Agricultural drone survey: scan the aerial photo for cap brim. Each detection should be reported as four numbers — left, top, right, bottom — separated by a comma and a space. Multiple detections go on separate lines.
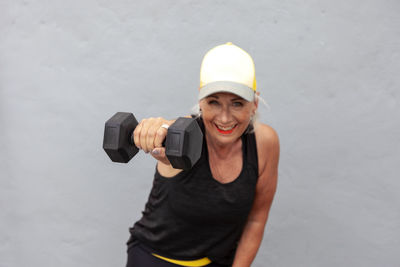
198, 81, 255, 102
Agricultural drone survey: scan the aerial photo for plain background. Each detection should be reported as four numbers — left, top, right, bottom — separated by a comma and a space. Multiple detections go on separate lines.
1, 0, 399, 266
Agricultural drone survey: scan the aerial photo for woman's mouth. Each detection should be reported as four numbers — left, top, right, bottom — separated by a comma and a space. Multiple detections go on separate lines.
215, 124, 237, 134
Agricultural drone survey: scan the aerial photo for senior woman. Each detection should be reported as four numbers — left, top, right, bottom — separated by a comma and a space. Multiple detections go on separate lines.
126, 42, 280, 267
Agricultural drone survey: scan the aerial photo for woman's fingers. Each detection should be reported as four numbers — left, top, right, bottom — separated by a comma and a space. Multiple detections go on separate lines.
146, 126, 158, 153
133, 117, 171, 153
154, 125, 168, 148
133, 119, 144, 149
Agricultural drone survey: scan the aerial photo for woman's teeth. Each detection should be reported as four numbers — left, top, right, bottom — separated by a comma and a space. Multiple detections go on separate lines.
215, 124, 237, 134
217, 125, 235, 131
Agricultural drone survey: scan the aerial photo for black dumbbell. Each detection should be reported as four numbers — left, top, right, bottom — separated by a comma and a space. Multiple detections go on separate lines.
102, 112, 203, 170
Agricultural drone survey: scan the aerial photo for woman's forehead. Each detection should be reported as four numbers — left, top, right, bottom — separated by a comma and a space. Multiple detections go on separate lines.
206, 92, 246, 101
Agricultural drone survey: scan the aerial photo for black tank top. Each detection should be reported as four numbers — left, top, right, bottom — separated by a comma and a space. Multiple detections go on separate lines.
129, 118, 259, 266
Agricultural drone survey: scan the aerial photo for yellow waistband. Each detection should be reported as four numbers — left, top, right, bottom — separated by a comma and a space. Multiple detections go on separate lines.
152, 253, 211, 267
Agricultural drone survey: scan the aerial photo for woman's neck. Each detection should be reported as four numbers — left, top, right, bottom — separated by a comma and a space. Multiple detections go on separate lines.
205, 133, 242, 159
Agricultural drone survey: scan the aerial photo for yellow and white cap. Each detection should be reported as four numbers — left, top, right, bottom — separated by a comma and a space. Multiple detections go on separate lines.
199, 42, 257, 102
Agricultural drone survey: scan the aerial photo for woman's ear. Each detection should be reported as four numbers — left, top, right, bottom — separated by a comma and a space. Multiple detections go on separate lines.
199, 98, 206, 109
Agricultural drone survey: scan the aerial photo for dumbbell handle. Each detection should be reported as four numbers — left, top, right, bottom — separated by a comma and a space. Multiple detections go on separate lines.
129, 117, 198, 169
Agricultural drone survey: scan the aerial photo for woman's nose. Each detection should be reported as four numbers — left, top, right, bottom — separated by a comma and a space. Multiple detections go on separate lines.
218, 107, 232, 123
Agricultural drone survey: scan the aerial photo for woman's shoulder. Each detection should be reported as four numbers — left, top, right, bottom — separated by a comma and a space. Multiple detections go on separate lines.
253, 123, 279, 148
253, 123, 280, 175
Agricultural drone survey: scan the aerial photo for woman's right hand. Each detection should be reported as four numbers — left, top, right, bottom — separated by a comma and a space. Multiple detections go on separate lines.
132, 117, 174, 165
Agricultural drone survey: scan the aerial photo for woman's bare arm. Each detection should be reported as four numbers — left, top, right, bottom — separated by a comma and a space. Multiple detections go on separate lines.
232, 124, 280, 267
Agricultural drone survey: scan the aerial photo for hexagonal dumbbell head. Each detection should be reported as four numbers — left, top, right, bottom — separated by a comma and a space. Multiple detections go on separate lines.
103, 112, 139, 163
165, 117, 203, 170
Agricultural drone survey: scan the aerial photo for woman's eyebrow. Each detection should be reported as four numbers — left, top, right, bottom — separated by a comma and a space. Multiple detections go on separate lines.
206, 95, 243, 101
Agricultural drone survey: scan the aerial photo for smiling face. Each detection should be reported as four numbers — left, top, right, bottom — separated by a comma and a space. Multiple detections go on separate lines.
199, 92, 258, 147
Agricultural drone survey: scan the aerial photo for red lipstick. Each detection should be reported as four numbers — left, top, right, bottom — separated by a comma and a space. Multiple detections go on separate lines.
215, 124, 237, 135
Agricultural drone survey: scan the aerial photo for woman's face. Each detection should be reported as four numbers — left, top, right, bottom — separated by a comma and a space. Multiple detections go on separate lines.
199, 92, 258, 147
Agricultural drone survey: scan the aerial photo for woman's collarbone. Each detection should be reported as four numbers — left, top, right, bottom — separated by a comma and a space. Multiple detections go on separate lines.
208, 153, 243, 183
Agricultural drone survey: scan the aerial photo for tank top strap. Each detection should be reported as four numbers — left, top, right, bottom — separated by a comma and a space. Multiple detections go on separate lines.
243, 130, 259, 174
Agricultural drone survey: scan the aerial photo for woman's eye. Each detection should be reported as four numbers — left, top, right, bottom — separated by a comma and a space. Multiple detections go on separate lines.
232, 102, 243, 107
208, 100, 219, 105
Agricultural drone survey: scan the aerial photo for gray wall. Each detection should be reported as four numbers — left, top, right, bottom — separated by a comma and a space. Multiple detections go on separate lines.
1, 0, 399, 266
